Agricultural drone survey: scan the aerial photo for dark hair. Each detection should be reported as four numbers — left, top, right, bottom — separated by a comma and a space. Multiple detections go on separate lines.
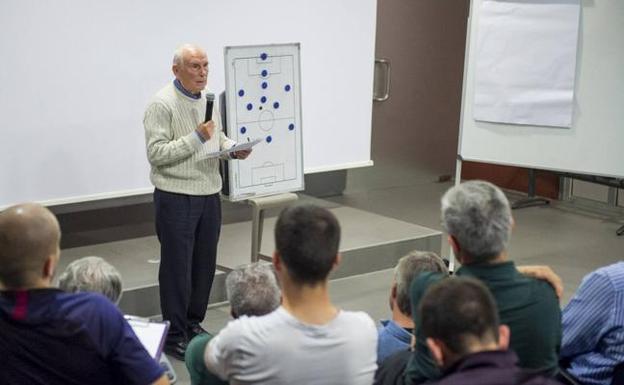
274, 204, 340, 285
419, 277, 500, 355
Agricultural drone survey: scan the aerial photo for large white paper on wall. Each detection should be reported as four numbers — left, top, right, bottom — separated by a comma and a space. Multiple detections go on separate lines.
473, 0, 581, 128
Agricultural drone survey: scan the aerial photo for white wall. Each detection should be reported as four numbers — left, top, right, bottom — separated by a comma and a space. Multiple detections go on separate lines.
0, 0, 376, 207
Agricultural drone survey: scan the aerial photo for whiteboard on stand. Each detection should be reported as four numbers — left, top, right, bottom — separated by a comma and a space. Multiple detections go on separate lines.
458, 0, 624, 178
222, 43, 304, 201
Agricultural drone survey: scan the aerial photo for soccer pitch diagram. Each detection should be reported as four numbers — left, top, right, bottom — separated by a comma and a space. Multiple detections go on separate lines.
223, 43, 304, 201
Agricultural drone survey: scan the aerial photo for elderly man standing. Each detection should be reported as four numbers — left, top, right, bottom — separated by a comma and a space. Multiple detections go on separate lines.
405, 180, 562, 384
144, 43, 250, 359
0, 203, 168, 385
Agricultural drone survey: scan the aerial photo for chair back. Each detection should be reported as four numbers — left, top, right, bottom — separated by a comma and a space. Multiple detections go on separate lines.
612, 362, 624, 385
554, 367, 581, 385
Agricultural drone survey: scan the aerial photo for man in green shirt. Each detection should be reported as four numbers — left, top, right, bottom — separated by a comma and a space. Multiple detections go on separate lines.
405, 180, 561, 384
185, 263, 281, 385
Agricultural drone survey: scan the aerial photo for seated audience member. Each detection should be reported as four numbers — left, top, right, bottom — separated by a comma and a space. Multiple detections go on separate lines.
560, 261, 624, 385
0, 203, 168, 385
185, 262, 281, 385
419, 277, 562, 385
205, 204, 378, 384
374, 270, 446, 385
377, 251, 448, 364
58, 256, 123, 304
374, 350, 412, 385
58, 255, 178, 382
405, 181, 562, 384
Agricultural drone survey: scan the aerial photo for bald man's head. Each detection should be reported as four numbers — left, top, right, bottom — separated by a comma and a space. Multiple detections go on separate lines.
0, 203, 61, 289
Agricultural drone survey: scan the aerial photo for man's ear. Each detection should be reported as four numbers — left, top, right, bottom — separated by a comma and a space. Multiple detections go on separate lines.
448, 235, 465, 264
43, 250, 59, 281
498, 325, 510, 350
389, 282, 397, 311
332, 253, 342, 270
272, 251, 282, 272
172, 64, 179, 77
426, 338, 446, 367
448, 235, 460, 254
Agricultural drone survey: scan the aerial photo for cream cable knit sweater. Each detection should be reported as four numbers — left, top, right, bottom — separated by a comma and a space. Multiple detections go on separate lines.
144, 82, 235, 195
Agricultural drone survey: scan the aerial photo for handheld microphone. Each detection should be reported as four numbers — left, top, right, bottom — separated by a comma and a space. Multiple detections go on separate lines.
205, 93, 215, 122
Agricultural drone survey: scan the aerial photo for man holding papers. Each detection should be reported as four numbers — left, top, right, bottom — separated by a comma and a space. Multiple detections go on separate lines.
143, 43, 250, 360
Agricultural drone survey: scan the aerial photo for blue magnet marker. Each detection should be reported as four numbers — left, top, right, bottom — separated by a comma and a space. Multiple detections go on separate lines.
260, 96, 267, 103
285, 84, 291, 92
261, 69, 268, 77
260, 53, 268, 60
246, 103, 253, 111
240, 126, 247, 134
238, 89, 245, 97
261, 82, 268, 89
273, 101, 280, 109
288, 123, 295, 131
266, 135, 272, 143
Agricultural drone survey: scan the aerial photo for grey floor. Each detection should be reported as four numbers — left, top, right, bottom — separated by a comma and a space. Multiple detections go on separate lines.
60, 166, 624, 384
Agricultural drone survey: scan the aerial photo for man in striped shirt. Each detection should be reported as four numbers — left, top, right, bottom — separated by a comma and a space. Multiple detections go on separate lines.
561, 262, 624, 385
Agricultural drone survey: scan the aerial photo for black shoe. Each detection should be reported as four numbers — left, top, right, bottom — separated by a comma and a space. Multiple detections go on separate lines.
163, 340, 187, 361
188, 323, 209, 340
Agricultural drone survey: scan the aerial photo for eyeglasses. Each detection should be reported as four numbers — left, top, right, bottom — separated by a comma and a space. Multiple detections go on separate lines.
187, 62, 209, 73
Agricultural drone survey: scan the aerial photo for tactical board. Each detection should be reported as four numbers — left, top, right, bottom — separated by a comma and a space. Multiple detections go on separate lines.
222, 43, 304, 201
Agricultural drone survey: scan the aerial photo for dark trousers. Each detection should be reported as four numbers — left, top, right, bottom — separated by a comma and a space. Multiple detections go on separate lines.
154, 189, 221, 344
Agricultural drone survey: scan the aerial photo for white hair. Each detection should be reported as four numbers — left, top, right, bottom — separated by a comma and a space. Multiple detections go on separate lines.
441, 180, 513, 263
58, 256, 123, 304
225, 263, 281, 318
172, 43, 205, 66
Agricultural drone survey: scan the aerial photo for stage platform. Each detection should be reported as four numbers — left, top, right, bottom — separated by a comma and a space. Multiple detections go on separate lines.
59, 205, 441, 317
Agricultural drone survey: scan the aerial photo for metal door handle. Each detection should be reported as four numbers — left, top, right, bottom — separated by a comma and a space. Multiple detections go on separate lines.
374, 58, 391, 102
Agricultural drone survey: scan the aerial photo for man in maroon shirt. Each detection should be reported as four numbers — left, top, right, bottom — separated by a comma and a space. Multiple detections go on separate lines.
418, 276, 561, 385
0, 203, 168, 385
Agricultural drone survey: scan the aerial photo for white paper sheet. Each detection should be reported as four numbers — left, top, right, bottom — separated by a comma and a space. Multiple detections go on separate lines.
127, 318, 169, 359
473, 0, 581, 128
204, 137, 263, 159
